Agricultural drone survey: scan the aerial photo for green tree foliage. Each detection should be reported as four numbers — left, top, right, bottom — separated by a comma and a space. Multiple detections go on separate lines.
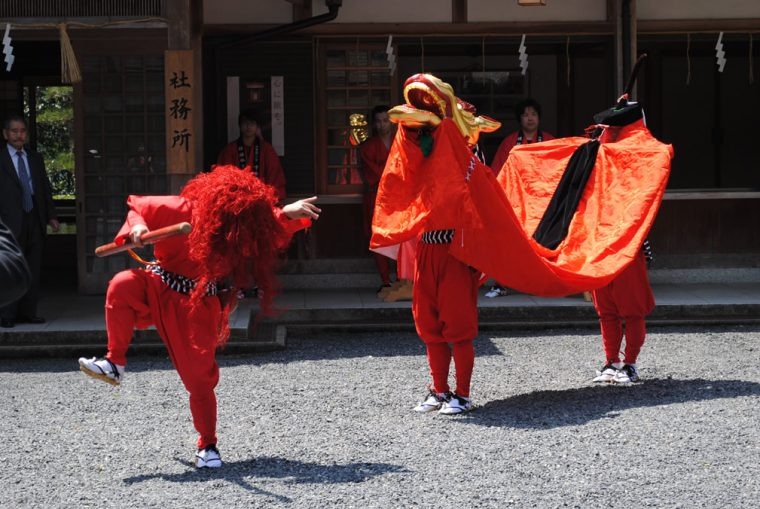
35, 86, 75, 198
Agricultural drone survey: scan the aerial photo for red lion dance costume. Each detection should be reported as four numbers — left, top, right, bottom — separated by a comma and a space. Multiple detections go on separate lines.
370, 74, 672, 411
78, 166, 312, 467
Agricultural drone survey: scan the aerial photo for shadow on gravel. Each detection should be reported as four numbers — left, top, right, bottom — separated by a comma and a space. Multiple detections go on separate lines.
460, 378, 760, 429
123, 456, 407, 497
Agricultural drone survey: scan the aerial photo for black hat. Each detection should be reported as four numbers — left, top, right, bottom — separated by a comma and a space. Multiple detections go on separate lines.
593, 100, 643, 127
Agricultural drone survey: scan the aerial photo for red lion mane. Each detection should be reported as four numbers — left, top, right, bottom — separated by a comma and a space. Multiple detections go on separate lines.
181, 166, 291, 344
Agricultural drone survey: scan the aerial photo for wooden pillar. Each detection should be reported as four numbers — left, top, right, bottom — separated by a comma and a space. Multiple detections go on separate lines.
626, 0, 638, 99
610, 0, 638, 97
165, 0, 204, 193
452, 0, 467, 23
291, 0, 313, 21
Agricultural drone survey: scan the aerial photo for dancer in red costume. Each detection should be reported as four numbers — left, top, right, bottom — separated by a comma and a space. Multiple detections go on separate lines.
78, 166, 320, 467
372, 74, 501, 415
585, 90, 659, 385
372, 69, 671, 410
216, 107, 287, 200
591, 241, 654, 384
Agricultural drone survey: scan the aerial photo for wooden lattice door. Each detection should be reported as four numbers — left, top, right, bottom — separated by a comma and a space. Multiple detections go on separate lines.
75, 49, 167, 293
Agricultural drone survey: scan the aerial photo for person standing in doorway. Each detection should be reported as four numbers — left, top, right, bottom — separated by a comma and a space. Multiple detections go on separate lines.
0, 114, 59, 328
485, 98, 554, 298
216, 107, 287, 201
360, 105, 397, 292
490, 98, 555, 176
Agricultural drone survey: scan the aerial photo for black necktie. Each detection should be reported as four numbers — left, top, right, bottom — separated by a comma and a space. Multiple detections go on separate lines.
16, 150, 34, 212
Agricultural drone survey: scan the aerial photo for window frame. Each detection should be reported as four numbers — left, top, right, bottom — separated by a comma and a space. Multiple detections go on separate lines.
315, 41, 399, 195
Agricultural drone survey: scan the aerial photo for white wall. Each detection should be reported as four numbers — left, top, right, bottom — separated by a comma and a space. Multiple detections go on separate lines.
203, 0, 452, 24
469, 0, 607, 22
203, 0, 605, 25
637, 0, 760, 20
203, 0, 760, 26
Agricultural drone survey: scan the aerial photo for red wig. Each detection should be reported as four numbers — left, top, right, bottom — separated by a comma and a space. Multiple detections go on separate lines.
180, 166, 291, 344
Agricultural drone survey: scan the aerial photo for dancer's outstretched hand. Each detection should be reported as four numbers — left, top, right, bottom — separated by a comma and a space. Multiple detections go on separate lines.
283, 196, 321, 220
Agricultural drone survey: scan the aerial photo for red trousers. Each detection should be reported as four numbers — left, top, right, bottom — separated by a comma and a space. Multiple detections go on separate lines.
373, 253, 393, 286
413, 243, 479, 396
365, 190, 394, 285
105, 269, 222, 449
592, 252, 655, 365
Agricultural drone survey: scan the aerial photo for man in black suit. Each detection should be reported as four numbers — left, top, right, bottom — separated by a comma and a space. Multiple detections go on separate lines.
0, 114, 59, 327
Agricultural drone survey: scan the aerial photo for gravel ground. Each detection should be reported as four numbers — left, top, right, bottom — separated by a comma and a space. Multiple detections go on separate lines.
2, 325, 759, 508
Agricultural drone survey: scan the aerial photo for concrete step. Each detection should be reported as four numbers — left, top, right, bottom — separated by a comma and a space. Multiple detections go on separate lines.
278, 258, 380, 289
0, 323, 286, 359
648, 267, 760, 284
276, 260, 760, 288
2, 281, 758, 358
251, 286, 760, 347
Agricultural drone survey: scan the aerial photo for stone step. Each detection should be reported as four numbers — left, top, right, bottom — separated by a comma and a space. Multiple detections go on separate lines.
276, 259, 760, 288
648, 267, 760, 284
2, 280, 757, 358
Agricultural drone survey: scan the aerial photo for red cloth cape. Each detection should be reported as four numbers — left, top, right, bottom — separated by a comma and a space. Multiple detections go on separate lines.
370, 118, 672, 296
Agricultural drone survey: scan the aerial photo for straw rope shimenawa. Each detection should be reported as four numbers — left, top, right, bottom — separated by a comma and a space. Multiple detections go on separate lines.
1, 17, 166, 84
58, 23, 80, 84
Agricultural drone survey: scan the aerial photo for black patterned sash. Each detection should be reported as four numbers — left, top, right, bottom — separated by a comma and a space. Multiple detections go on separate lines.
421, 230, 455, 244
642, 239, 653, 266
516, 130, 544, 145
147, 265, 219, 296
236, 137, 261, 176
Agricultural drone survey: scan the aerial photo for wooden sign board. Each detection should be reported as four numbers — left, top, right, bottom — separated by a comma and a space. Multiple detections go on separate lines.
165, 50, 196, 174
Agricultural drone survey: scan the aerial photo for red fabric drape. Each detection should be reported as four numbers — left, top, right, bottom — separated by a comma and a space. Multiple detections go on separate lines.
370, 119, 672, 297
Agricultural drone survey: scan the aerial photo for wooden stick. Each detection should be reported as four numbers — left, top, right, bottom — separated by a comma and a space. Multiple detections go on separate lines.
95, 222, 192, 257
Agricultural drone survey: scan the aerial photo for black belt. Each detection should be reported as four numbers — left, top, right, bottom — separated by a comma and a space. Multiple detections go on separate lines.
421, 229, 454, 244
147, 265, 219, 296
642, 239, 653, 266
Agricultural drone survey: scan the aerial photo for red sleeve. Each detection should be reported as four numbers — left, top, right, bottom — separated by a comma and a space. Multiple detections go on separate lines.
114, 195, 191, 245
216, 142, 238, 166
360, 137, 388, 188
275, 208, 311, 246
490, 131, 518, 176
260, 142, 287, 200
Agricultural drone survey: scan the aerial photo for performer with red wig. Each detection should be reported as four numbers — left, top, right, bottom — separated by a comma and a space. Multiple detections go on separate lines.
78, 166, 319, 468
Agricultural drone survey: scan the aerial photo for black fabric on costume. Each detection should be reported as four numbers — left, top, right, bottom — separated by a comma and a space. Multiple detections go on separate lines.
533, 101, 644, 250
532, 140, 600, 250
